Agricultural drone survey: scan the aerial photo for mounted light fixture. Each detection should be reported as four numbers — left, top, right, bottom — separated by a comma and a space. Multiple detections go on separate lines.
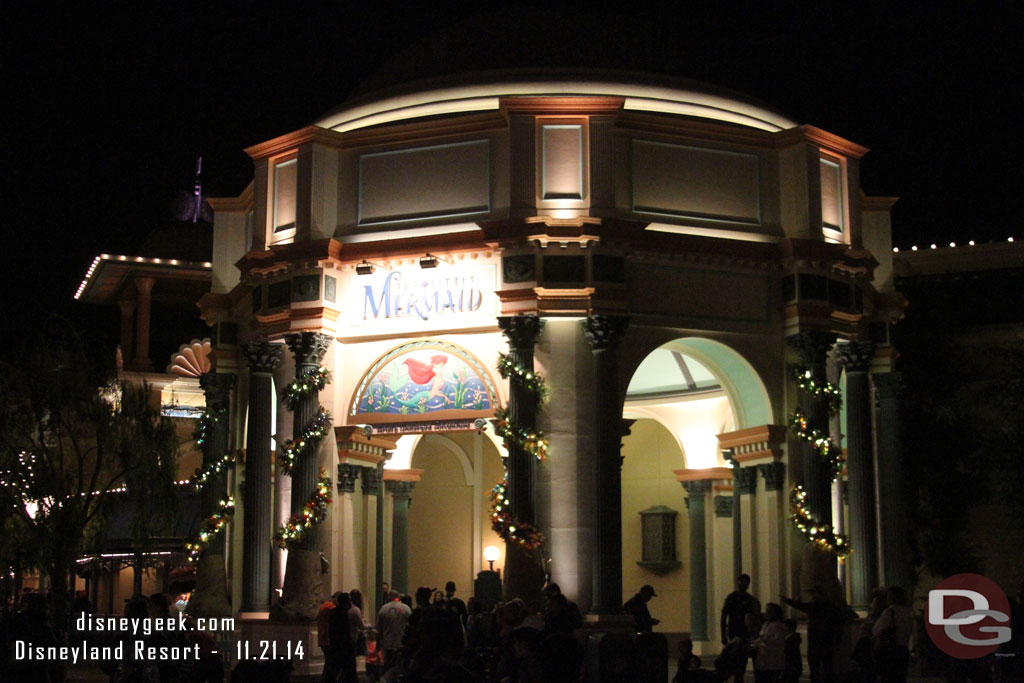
419, 253, 453, 269
355, 260, 390, 276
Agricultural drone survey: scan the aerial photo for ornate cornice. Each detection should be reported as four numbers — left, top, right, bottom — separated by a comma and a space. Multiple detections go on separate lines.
674, 467, 734, 482
241, 341, 283, 374
285, 331, 333, 367
682, 480, 712, 497
498, 314, 544, 349
773, 125, 869, 159
717, 424, 787, 463
244, 126, 346, 160
582, 315, 629, 350
835, 341, 875, 373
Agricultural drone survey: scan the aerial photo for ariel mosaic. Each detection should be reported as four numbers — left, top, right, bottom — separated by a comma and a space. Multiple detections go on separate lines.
350, 340, 499, 424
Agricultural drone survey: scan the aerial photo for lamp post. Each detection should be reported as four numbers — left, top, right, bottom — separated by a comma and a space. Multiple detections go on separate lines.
475, 545, 502, 607
484, 545, 500, 573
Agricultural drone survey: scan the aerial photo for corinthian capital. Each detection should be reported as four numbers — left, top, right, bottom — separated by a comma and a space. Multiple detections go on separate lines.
285, 332, 333, 367
582, 315, 629, 350
199, 373, 236, 411
498, 315, 544, 350
242, 342, 283, 374
787, 329, 837, 367
835, 341, 875, 373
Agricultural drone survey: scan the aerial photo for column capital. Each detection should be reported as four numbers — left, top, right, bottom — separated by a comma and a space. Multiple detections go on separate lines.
284, 331, 333, 367
735, 466, 759, 495
713, 495, 734, 518
361, 466, 383, 496
498, 314, 544, 349
118, 297, 137, 313
582, 315, 629, 350
386, 480, 416, 499
199, 372, 235, 411
241, 341, 283, 374
337, 464, 362, 494
872, 371, 904, 399
681, 479, 712, 497
835, 341, 875, 372
134, 276, 156, 297
787, 329, 837, 367
757, 461, 786, 492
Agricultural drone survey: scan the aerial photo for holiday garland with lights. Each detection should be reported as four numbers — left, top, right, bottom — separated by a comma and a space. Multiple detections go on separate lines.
277, 408, 332, 474
192, 406, 227, 448
273, 469, 332, 549
787, 363, 850, 556
186, 497, 235, 563
188, 451, 235, 491
275, 364, 333, 548
491, 353, 549, 549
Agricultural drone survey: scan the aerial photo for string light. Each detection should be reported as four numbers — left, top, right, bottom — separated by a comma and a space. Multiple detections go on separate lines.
489, 480, 544, 550
273, 470, 332, 549
188, 452, 235, 491
790, 486, 850, 558
277, 408, 332, 474
282, 366, 332, 409
185, 497, 235, 563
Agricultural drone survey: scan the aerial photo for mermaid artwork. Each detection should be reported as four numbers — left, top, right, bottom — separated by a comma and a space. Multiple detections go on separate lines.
356, 350, 491, 416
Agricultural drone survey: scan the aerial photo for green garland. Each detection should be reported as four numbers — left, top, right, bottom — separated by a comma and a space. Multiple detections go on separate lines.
277, 408, 332, 474
489, 480, 544, 550
282, 366, 332, 410
790, 486, 850, 558
273, 470, 332, 549
192, 406, 227, 448
491, 354, 549, 549
189, 451, 235, 491
788, 363, 849, 557
185, 497, 235, 563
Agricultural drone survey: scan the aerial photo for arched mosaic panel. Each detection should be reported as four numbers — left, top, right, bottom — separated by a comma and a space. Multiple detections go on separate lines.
349, 340, 499, 426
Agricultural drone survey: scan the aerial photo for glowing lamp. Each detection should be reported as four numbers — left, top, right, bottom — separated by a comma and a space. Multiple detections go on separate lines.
484, 545, 500, 571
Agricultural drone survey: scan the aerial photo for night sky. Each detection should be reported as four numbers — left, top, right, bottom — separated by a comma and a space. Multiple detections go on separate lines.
5, 4, 1021, 339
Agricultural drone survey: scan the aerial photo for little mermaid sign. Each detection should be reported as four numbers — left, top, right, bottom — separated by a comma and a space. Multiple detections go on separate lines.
350, 341, 499, 425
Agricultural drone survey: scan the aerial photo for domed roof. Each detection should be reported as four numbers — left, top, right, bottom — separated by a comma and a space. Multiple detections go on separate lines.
317, 68, 796, 133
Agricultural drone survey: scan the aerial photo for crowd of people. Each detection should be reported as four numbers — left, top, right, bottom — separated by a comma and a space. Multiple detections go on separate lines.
316, 580, 587, 682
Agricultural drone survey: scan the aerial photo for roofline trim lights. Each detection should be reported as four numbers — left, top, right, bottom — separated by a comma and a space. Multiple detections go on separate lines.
74, 254, 214, 300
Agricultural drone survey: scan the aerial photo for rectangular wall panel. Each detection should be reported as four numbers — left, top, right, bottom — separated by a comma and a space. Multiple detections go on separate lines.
359, 140, 490, 225
632, 140, 761, 224
628, 265, 770, 322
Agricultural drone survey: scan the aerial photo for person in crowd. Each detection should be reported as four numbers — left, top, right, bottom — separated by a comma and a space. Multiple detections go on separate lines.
852, 588, 887, 681
872, 586, 914, 683
509, 626, 545, 682
365, 628, 385, 682
542, 593, 575, 636
329, 592, 358, 683
318, 593, 340, 683
672, 637, 715, 682
444, 580, 468, 629
349, 588, 369, 657
782, 619, 802, 683
750, 602, 786, 683
624, 584, 660, 632
542, 583, 582, 630
380, 581, 390, 606
376, 589, 412, 677
465, 596, 496, 648
720, 574, 761, 683
782, 584, 844, 683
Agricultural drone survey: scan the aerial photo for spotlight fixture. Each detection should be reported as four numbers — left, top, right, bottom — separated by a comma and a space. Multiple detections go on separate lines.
355, 260, 389, 275
419, 253, 453, 269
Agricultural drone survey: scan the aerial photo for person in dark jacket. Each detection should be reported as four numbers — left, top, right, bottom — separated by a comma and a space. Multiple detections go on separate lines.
782, 585, 843, 683
624, 584, 660, 632
329, 592, 358, 683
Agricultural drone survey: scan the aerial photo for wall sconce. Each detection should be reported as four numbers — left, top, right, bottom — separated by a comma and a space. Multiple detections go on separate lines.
355, 260, 390, 275
637, 505, 681, 574
419, 253, 453, 269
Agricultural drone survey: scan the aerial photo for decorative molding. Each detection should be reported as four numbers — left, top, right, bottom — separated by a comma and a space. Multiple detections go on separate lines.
501, 96, 625, 115
717, 424, 787, 463
341, 110, 508, 148
735, 466, 759, 495
207, 182, 254, 213
498, 314, 544, 349
335, 426, 397, 465
385, 480, 416, 499
682, 480, 712, 497
674, 467, 734, 482
241, 341, 283, 374
773, 125, 870, 159
383, 468, 424, 483
757, 461, 787, 492
168, 339, 213, 377
582, 315, 629, 350
360, 467, 383, 496
835, 341, 875, 373
244, 126, 346, 160
337, 464, 362, 494
713, 495, 734, 518
284, 331, 333, 367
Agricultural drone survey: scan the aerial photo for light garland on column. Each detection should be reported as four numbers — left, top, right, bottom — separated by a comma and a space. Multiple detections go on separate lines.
185, 497, 235, 563
273, 469, 332, 549
490, 352, 549, 548
192, 406, 227, 448
277, 408, 332, 474
790, 486, 850, 558
188, 451, 235, 491
788, 363, 850, 557
282, 366, 332, 409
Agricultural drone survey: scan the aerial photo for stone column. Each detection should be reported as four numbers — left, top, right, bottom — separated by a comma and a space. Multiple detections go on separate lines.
735, 466, 759, 587
240, 342, 283, 613
683, 480, 711, 642
787, 330, 837, 522
757, 461, 787, 605
873, 373, 911, 591
336, 464, 362, 593
132, 277, 156, 371
386, 481, 415, 595
274, 332, 332, 621
362, 465, 384, 607
582, 315, 630, 615
189, 372, 235, 617
712, 494, 735, 637
836, 342, 878, 610
497, 315, 546, 603
118, 297, 136, 366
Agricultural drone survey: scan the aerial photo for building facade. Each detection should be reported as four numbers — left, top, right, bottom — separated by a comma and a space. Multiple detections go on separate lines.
80, 73, 907, 655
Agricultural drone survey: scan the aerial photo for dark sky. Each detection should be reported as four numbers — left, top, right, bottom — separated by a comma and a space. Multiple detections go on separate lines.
5, 3, 1021, 336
